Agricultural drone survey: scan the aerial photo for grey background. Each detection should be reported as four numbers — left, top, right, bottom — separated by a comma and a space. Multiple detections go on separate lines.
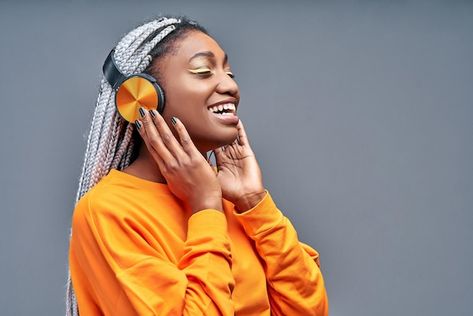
1, 0, 472, 315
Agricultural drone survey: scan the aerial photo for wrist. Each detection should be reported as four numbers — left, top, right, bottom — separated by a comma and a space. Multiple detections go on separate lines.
234, 189, 267, 213
190, 194, 223, 214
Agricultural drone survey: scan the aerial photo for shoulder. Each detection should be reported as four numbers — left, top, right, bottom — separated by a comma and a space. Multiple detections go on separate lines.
72, 180, 128, 227
71, 183, 148, 248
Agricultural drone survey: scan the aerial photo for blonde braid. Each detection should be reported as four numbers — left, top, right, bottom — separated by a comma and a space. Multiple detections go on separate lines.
65, 17, 182, 316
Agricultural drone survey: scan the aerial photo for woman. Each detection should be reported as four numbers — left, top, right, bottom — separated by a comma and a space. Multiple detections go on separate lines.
66, 16, 329, 316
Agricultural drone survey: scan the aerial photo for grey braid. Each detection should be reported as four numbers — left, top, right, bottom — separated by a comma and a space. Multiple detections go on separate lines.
65, 17, 181, 316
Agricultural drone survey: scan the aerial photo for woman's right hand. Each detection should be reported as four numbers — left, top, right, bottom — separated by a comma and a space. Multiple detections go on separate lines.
135, 107, 222, 214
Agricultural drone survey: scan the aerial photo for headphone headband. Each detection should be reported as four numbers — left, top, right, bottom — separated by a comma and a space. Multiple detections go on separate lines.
102, 48, 125, 90
103, 18, 181, 89
101, 18, 182, 122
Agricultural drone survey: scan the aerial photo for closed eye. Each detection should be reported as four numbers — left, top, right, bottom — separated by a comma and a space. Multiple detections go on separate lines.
188, 68, 235, 79
197, 71, 212, 76
188, 68, 212, 76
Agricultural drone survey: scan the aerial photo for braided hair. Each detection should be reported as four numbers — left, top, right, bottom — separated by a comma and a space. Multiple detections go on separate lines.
65, 16, 208, 316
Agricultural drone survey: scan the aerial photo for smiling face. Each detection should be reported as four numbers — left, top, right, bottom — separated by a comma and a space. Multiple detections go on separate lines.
150, 30, 240, 153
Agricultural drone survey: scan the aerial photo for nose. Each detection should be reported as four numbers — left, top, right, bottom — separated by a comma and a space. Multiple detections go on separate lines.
215, 71, 239, 97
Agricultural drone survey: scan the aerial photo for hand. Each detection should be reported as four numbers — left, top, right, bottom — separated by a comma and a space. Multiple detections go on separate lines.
136, 108, 222, 214
213, 119, 266, 212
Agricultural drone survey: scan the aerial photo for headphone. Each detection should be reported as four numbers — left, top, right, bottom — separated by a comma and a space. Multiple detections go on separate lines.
102, 48, 166, 123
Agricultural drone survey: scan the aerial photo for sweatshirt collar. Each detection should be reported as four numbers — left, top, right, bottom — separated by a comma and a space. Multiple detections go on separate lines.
107, 168, 173, 195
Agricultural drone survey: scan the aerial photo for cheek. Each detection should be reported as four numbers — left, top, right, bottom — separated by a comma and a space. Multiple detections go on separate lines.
162, 76, 216, 134
165, 76, 213, 109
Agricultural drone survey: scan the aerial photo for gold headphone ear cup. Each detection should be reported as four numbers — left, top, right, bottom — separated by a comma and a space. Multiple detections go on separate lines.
115, 76, 159, 122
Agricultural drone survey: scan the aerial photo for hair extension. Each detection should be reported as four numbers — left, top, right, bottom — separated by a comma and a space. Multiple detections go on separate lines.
65, 16, 208, 316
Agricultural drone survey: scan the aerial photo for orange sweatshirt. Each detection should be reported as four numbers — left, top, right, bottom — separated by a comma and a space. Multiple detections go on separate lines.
69, 168, 329, 315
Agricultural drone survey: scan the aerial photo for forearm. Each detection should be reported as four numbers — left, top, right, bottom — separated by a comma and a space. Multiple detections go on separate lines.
178, 209, 235, 314
257, 219, 329, 315
232, 190, 329, 315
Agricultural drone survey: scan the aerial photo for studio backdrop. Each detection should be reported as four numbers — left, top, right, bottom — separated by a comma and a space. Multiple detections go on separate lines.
0, 0, 472, 315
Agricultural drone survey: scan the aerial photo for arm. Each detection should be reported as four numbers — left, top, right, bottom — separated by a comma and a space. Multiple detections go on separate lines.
232, 190, 329, 316
73, 196, 235, 315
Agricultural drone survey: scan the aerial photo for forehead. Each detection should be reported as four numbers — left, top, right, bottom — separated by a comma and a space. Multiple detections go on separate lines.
174, 31, 226, 61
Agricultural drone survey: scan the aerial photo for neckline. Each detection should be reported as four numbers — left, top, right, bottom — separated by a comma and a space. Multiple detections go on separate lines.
107, 168, 173, 194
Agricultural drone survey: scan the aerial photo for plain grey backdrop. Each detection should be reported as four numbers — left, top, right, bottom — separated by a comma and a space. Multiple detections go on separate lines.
0, 0, 472, 315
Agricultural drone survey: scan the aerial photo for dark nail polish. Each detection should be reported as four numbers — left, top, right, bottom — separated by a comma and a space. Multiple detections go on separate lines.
135, 120, 141, 130
171, 117, 177, 125
139, 107, 145, 118
149, 109, 156, 118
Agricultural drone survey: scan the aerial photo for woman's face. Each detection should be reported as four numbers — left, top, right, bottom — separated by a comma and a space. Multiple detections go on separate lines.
154, 30, 240, 153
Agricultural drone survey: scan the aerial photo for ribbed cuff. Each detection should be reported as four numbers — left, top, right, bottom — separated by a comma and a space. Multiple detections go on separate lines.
232, 190, 284, 237
187, 209, 228, 238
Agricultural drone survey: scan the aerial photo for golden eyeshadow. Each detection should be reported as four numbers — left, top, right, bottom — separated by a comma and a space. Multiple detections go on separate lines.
187, 68, 235, 77
187, 68, 212, 74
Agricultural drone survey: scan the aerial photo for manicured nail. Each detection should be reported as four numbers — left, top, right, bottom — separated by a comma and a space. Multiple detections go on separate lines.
139, 107, 145, 118
171, 116, 177, 125
149, 109, 156, 118
135, 120, 142, 130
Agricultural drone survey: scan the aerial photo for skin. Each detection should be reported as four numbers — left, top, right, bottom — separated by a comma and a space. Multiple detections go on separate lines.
123, 30, 266, 213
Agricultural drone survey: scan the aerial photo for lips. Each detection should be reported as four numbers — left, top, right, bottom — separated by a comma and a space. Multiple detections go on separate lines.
208, 109, 239, 124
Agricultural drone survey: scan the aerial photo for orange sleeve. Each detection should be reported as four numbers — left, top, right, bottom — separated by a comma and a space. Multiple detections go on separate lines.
78, 194, 235, 315
233, 190, 329, 316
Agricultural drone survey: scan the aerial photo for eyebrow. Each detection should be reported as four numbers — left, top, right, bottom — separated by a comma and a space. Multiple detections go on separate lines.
189, 51, 228, 64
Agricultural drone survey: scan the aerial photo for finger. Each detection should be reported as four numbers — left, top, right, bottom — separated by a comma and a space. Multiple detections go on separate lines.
235, 119, 249, 146
168, 116, 201, 157
212, 149, 225, 172
149, 109, 187, 159
214, 147, 224, 164
214, 146, 230, 166
139, 109, 177, 166
135, 119, 166, 172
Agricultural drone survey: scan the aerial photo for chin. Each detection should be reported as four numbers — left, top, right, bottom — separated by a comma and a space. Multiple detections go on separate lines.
202, 127, 239, 152
221, 129, 239, 146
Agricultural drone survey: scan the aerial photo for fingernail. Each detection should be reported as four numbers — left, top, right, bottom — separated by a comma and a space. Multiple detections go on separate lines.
171, 116, 177, 125
135, 120, 142, 130
149, 109, 156, 118
139, 107, 145, 118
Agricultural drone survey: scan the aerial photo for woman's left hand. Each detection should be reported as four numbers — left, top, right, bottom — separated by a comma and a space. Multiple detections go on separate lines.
213, 119, 267, 212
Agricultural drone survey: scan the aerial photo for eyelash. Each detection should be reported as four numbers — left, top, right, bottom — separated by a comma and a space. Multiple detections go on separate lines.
193, 69, 235, 79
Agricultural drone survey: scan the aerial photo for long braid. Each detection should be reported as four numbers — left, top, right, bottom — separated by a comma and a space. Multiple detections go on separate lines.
64, 17, 185, 316
75, 78, 110, 202
87, 21, 181, 190
111, 123, 133, 168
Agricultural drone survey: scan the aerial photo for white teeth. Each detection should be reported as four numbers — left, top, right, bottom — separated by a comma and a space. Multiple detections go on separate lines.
208, 103, 236, 113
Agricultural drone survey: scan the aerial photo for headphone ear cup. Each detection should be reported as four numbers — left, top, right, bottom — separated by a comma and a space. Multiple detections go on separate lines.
114, 74, 165, 123
155, 83, 165, 115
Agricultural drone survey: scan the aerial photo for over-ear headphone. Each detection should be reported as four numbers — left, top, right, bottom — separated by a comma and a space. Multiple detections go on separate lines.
102, 48, 165, 123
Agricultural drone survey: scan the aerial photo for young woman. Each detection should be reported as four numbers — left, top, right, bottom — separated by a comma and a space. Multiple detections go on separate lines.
66, 16, 329, 316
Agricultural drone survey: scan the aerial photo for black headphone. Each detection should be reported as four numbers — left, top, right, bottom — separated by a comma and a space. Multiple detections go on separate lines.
102, 48, 165, 123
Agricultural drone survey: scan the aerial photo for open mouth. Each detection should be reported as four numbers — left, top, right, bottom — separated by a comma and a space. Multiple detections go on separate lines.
207, 102, 239, 124
207, 103, 237, 115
